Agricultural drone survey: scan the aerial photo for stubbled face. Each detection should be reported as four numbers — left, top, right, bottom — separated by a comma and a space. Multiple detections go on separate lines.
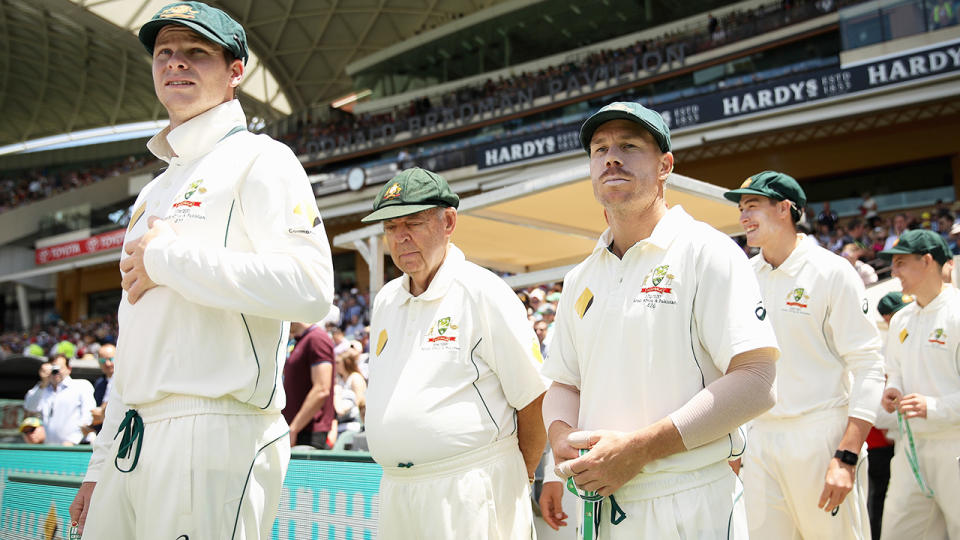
588, 120, 671, 216
737, 194, 784, 248
383, 208, 455, 289
152, 26, 242, 128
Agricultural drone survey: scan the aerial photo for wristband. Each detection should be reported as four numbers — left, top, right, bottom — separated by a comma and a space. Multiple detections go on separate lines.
834, 449, 858, 466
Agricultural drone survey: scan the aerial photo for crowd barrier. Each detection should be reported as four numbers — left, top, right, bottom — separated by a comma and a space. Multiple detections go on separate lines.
0, 444, 382, 539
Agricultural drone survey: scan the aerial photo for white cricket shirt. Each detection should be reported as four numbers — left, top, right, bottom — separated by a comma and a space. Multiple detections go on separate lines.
542, 206, 779, 474
365, 244, 546, 467
885, 286, 960, 434
752, 235, 884, 422
85, 100, 334, 482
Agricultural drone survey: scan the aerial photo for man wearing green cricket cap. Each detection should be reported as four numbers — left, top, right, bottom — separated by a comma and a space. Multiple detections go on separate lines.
362, 168, 546, 539
540, 102, 780, 539
725, 171, 883, 539
877, 229, 960, 539
69, 2, 334, 538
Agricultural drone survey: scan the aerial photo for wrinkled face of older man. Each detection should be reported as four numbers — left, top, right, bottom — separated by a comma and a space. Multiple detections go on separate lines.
383, 207, 456, 292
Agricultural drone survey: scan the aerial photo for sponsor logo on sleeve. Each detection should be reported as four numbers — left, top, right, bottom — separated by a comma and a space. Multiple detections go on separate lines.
290, 201, 322, 234
575, 288, 594, 319
376, 329, 388, 356
899, 328, 909, 343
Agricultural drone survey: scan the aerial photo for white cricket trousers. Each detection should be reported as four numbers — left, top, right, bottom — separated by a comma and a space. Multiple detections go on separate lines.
377, 435, 535, 540
586, 460, 747, 540
880, 430, 960, 540
743, 408, 870, 540
82, 395, 290, 540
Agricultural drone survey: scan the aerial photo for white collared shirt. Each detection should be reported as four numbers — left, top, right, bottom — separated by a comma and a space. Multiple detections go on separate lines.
365, 244, 546, 466
752, 234, 885, 422
85, 99, 334, 482
542, 206, 779, 474
885, 286, 960, 434
24, 376, 96, 445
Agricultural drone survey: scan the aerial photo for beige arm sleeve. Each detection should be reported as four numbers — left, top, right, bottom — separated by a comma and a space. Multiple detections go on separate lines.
668, 348, 778, 450
542, 382, 579, 431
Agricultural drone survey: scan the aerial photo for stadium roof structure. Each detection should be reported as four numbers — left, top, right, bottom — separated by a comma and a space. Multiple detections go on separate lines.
0, 0, 520, 148
333, 154, 741, 292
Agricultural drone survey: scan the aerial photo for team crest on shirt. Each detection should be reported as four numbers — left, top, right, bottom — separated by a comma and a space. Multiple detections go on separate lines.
423, 316, 460, 349
783, 287, 811, 314
636, 264, 678, 309
170, 179, 208, 223
928, 328, 947, 346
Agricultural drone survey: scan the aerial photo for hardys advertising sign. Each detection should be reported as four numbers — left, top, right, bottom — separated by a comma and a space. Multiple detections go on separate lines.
475, 125, 582, 169
657, 38, 960, 131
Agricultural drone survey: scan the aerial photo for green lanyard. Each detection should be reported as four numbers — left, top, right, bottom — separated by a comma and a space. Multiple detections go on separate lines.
896, 412, 935, 498
564, 449, 626, 540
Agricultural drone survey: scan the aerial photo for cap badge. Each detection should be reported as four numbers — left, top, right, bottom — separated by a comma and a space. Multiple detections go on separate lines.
159, 5, 198, 19
740, 177, 753, 188
607, 103, 632, 112
383, 182, 402, 200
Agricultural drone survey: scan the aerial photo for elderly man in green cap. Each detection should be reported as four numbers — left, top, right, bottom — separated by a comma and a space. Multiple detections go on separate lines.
725, 171, 884, 539
68, 2, 333, 538
877, 229, 960, 540
539, 102, 779, 539
361, 167, 546, 539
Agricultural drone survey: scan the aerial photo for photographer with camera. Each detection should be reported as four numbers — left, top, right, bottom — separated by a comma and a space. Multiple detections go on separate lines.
24, 355, 96, 445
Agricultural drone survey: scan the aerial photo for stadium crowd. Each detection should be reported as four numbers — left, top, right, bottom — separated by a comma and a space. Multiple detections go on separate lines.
281, 0, 848, 156
0, 155, 154, 215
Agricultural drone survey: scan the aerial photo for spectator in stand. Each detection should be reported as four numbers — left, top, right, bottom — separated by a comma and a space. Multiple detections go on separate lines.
817, 201, 839, 231
841, 243, 879, 285
23, 356, 96, 446
90, 344, 116, 434
283, 322, 336, 449
19, 417, 46, 444
860, 192, 879, 226
883, 214, 908, 250
345, 313, 365, 340
334, 344, 366, 438
534, 320, 549, 358
949, 223, 960, 255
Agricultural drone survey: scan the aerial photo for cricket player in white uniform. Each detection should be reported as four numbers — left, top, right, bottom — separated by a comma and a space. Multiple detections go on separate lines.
877, 229, 960, 539
68, 3, 334, 538
361, 168, 547, 540
725, 171, 885, 540
542, 101, 781, 539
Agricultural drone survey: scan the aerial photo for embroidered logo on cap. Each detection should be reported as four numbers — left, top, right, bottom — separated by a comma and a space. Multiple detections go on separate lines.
740, 177, 753, 188
383, 183, 402, 200
159, 4, 198, 19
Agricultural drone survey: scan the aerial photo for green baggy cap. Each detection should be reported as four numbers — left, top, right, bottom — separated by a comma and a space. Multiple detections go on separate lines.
580, 101, 672, 154
361, 168, 460, 223
878, 229, 953, 265
723, 170, 807, 209
139, 2, 248, 64
877, 292, 913, 316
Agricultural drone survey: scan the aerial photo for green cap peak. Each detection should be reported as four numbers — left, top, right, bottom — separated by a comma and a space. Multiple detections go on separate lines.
723, 170, 807, 211
361, 168, 460, 223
